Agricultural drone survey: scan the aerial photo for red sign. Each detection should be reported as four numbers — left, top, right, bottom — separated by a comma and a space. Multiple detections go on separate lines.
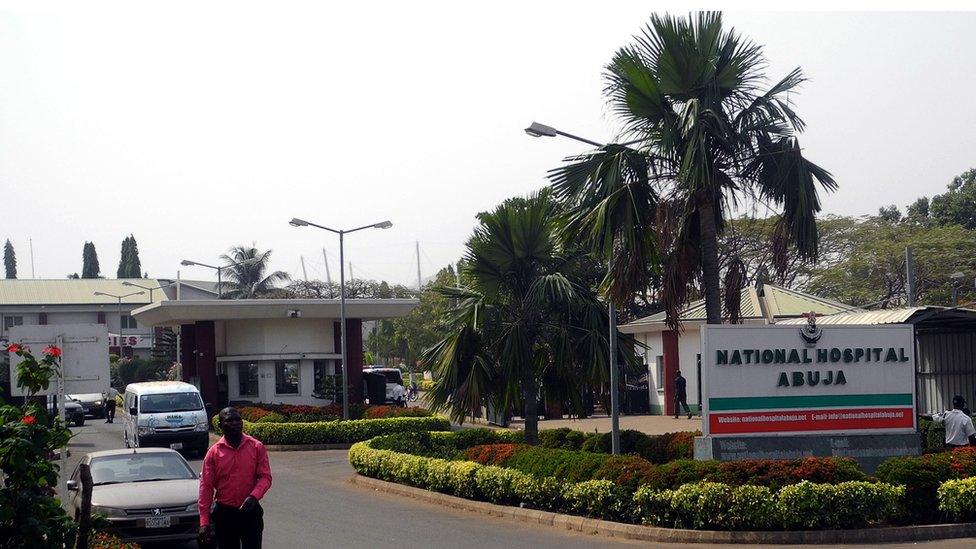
709, 407, 915, 435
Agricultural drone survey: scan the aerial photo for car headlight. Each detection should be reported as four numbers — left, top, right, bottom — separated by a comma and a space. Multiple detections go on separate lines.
91, 505, 127, 518
137, 426, 155, 435
194, 422, 209, 432
185, 503, 199, 512
95, 400, 103, 406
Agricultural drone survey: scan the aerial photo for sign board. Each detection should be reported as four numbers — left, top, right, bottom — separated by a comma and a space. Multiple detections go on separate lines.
8, 324, 111, 396
701, 323, 916, 437
108, 333, 152, 349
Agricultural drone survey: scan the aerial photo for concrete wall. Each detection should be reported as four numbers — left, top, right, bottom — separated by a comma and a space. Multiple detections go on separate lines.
224, 318, 335, 356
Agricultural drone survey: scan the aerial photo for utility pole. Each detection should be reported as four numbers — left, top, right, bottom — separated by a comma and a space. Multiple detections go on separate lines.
905, 247, 916, 307
29, 238, 35, 278
416, 241, 422, 290
349, 262, 353, 282
300, 256, 309, 282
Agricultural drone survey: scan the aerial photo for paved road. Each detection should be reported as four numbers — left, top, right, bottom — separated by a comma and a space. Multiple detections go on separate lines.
63, 421, 976, 549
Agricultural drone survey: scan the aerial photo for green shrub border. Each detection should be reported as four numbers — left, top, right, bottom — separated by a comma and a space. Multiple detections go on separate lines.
211, 414, 450, 445
349, 435, 908, 530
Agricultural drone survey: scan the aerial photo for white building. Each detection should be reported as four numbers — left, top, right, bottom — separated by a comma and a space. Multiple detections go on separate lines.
620, 284, 856, 415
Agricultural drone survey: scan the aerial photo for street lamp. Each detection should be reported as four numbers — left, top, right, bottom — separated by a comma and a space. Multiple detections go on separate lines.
289, 217, 393, 420
525, 120, 628, 455
181, 258, 257, 298
122, 280, 175, 303
94, 290, 145, 357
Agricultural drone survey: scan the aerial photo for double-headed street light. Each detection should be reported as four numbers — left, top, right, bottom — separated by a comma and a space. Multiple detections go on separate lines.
289, 217, 393, 420
122, 280, 175, 303
525, 120, 629, 455
94, 290, 145, 357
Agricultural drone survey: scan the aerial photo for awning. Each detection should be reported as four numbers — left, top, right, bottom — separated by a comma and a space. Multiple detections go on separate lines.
131, 298, 419, 326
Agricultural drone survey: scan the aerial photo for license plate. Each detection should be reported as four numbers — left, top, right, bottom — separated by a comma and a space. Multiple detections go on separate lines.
146, 516, 171, 528
169, 442, 183, 450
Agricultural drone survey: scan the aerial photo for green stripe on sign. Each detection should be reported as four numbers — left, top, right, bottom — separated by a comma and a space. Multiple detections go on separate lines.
709, 393, 913, 411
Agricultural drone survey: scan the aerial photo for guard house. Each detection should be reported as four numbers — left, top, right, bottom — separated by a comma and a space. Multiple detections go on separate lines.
131, 299, 418, 410
620, 284, 857, 416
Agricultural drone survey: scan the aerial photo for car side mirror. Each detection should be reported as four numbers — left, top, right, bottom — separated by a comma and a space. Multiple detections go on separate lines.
129, 407, 137, 416
67, 480, 79, 491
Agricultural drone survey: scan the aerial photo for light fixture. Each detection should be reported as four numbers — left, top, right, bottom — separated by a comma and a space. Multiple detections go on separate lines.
289, 218, 309, 227
524, 121, 558, 138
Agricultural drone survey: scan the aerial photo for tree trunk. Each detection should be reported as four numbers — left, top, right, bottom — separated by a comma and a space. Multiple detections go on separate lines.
76, 463, 93, 549
697, 195, 723, 325
522, 370, 539, 445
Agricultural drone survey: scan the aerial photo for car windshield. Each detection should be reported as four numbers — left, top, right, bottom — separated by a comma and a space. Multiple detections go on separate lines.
139, 392, 204, 413
90, 453, 195, 485
381, 371, 403, 385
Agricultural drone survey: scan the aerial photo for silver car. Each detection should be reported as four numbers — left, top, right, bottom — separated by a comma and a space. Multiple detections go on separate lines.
67, 448, 199, 544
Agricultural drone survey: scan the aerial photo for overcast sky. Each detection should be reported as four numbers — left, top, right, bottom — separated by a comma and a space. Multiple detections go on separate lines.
2, 2, 974, 287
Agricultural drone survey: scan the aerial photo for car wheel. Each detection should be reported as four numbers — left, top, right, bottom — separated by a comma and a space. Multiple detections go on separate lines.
75, 417, 85, 427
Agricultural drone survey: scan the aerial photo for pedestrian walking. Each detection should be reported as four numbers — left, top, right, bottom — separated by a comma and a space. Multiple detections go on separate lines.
930, 395, 976, 448
103, 386, 118, 423
199, 407, 273, 549
674, 370, 692, 419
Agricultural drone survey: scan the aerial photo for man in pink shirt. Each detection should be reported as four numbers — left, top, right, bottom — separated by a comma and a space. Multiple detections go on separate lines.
199, 407, 273, 548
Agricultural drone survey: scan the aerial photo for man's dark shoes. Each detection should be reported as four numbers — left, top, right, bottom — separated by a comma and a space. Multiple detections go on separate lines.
687, 413, 692, 419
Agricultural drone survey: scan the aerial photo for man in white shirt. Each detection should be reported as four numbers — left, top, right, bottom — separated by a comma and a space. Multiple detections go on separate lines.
391, 383, 406, 407
931, 395, 976, 447
103, 386, 119, 424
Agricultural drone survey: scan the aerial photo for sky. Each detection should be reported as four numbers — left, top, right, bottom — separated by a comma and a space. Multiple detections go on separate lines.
1, 1, 975, 287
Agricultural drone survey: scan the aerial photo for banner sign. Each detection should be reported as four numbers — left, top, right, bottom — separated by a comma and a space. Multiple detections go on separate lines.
108, 333, 152, 349
701, 322, 916, 437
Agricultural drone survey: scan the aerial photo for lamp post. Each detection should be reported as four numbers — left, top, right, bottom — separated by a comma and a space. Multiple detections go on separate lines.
122, 280, 175, 303
525, 120, 627, 455
180, 258, 256, 298
289, 217, 392, 420
94, 290, 145, 357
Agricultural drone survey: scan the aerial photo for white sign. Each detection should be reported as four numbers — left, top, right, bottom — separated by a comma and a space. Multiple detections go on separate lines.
8, 324, 111, 396
701, 324, 916, 437
108, 333, 153, 349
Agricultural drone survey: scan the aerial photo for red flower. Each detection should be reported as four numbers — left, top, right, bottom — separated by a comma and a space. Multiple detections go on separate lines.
22, 415, 36, 425
43, 345, 62, 357
6, 343, 22, 353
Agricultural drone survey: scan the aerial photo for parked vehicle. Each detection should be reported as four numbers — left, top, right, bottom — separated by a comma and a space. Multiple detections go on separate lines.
68, 392, 107, 418
47, 394, 86, 427
66, 448, 199, 544
122, 381, 209, 456
362, 367, 405, 404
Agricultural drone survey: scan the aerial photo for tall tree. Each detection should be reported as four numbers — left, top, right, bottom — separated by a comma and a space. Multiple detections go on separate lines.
549, 12, 835, 328
217, 245, 290, 298
81, 242, 101, 279
424, 193, 639, 444
116, 235, 143, 278
3, 240, 15, 279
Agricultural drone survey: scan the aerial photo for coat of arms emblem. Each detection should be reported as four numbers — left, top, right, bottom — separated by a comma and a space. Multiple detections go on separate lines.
799, 311, 823, 345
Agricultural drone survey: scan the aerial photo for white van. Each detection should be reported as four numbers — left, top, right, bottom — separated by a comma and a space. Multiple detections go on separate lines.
362, 367, 405, 404
122, 381, 210, 456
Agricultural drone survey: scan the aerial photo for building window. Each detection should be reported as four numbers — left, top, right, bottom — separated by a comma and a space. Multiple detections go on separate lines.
275, 361, 300, 395
655, 355, 664, 390
120, 315, 138, 330
313, 360, 340, 399
237, 363, 259, 397
3, 316, 23, 331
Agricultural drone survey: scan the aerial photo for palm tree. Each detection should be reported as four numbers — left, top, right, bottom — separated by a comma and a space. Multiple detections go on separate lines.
218, 245, 290, 299
549, 12, 835, 327
424, 192, 640, 444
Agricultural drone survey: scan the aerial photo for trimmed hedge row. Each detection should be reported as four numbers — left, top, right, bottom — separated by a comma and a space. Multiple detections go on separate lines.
237, 403, 432, 423
212, 415, 451, 445
875, 447, 976, 523
538, 428, 697, 464
466, 442, 867, 492
938, 476, 976, 522
349, 437, 904, 530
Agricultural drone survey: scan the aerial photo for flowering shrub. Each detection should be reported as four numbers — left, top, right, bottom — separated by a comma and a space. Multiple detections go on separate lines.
465, 443, 520, 465
938, 476, 976, 522
233, 403, 432, 423
90, 531, 141, 548
875, 447, 976, 523
0, 344, 77, 547
538, 427, 698, 464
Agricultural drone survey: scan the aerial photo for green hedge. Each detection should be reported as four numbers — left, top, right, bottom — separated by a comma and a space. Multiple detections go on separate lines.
212, 415, 451, 445
538, 428, 696, 464
938, 476, 976, 522
874, 447, 976, 523
350, 438, 904, 530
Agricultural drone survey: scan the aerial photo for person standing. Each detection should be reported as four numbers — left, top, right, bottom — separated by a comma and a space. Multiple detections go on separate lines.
674, 370, 692, 419
199, 407, 273, 548
930, 395, 976, 447
103, 386, 118, 423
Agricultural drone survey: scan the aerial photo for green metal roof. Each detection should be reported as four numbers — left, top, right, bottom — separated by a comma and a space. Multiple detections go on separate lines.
0, 279, 167, 306
624, 284, 856, 328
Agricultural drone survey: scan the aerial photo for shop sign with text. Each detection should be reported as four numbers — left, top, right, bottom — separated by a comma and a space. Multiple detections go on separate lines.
701, 322, 916, 437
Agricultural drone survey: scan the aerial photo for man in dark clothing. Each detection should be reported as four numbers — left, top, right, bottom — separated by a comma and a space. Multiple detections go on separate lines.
674, 370, 692, 419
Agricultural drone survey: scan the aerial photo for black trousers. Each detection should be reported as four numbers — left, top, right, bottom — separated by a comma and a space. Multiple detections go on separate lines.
674, 394, 691, 417
105, 401, 116, 422
213, 502, 264, 549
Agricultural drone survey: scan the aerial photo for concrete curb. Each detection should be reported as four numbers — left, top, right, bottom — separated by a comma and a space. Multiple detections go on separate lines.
349, 474, 976, 545
207, 432, 352, 452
